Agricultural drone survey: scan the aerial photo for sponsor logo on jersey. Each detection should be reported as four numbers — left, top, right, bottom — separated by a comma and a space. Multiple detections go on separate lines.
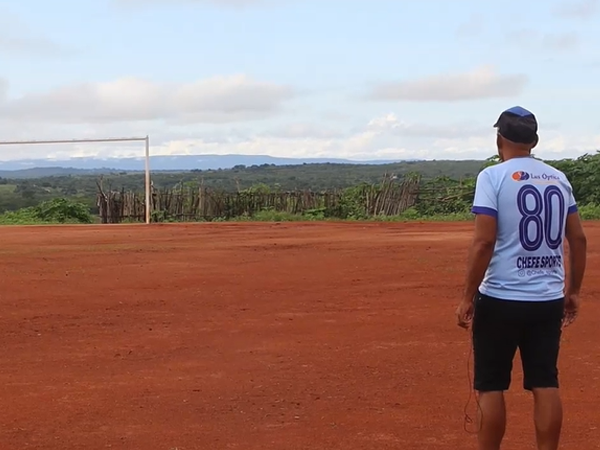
511, 171, 561, 183
511, 171, 530, 181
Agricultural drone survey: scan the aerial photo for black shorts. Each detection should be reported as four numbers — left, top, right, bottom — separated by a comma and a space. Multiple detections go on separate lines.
472, 292, 564, 392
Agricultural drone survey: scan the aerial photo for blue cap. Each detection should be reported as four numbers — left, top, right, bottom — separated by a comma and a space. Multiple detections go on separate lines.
493, 106, 538, 144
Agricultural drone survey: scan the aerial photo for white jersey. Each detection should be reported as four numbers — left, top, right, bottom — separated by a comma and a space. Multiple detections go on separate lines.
472, 157, 578, 301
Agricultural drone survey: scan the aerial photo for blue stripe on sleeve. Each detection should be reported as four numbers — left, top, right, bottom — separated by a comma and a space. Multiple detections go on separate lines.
471, 206, 498, 218
568, 204, 578, 215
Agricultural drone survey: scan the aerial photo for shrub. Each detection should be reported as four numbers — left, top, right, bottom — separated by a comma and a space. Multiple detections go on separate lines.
0, 198, 93, 225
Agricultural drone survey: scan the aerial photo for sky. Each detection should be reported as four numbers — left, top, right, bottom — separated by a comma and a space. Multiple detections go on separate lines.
0, 0, 599, 162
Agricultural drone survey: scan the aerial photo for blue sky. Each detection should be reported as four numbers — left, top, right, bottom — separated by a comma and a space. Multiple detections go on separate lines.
0, 0, 599, 161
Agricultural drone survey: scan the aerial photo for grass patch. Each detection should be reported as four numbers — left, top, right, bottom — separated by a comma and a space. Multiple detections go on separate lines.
0, 198, 93, 225
209, 207, 474, 223
0, 208, 44, 225
577, 204, 600, 220
2, 199, 599, 225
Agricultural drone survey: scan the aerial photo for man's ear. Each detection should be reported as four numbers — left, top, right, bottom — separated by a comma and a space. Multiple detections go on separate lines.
530, 135, 539, 150
496, 134, 504, 161
496, 133, 503, 149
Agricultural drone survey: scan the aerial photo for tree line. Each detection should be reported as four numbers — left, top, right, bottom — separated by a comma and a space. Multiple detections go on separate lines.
0, 159, 485, 213
0, 153, 599, 219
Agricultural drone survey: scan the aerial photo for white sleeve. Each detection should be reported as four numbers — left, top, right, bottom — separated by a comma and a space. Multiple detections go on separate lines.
471, 170, 498, 218
566, 181, 578, 215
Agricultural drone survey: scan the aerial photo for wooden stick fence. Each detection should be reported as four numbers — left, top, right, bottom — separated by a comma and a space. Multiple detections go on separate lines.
96, 173, 424, 223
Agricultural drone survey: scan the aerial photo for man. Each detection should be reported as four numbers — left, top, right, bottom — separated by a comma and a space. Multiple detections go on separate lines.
455, 106, 587, 450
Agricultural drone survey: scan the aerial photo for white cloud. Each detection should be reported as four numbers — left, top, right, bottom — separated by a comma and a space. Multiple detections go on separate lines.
0, 75, 294, 124
265, 123, 347, 140
455, 14, 484, 38
0, 35, 72, 57
432, 133, 600, 160
0, 7, 72, 57
368, 66, 528, 102
542, 32, 580, 51
507, 29, 580, 52
0, 113, 595, 163
554, 0, 599, 19
366, 113, 488, 139
587, 59, 600, 68
114, 0, 271, 7
0, 78, 7, 103
142, 126, 599, 162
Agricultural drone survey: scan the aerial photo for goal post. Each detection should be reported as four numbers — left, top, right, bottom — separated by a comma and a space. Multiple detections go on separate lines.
0, 136, 152, 224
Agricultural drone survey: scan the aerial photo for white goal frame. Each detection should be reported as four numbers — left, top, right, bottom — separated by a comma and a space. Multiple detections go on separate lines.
0, 136, 152, 224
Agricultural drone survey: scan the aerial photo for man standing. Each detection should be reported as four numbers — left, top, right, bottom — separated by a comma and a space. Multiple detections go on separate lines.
455, 106, 587, 450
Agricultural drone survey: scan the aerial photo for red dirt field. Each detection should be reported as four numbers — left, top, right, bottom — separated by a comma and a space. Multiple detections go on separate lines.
0, 221, 599, 450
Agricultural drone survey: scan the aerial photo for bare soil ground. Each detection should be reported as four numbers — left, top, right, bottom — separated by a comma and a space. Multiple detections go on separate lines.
1, 222, 599, 449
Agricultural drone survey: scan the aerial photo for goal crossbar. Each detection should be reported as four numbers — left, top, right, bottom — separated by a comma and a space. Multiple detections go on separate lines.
0, 136, 152, 224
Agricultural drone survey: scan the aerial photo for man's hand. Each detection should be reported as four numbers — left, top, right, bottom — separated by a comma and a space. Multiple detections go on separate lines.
564, 210, 586, 329
456, 297, 475, 329
562, 292, 580, 328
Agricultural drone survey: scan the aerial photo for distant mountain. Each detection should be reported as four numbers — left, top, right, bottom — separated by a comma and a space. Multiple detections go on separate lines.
0, 154, 419, 179
0, 167, 121, 179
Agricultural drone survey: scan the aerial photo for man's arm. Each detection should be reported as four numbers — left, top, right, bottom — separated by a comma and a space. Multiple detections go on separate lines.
565, 210, 587, 295
463, 214, 497, 302
463, 170, 498, 302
